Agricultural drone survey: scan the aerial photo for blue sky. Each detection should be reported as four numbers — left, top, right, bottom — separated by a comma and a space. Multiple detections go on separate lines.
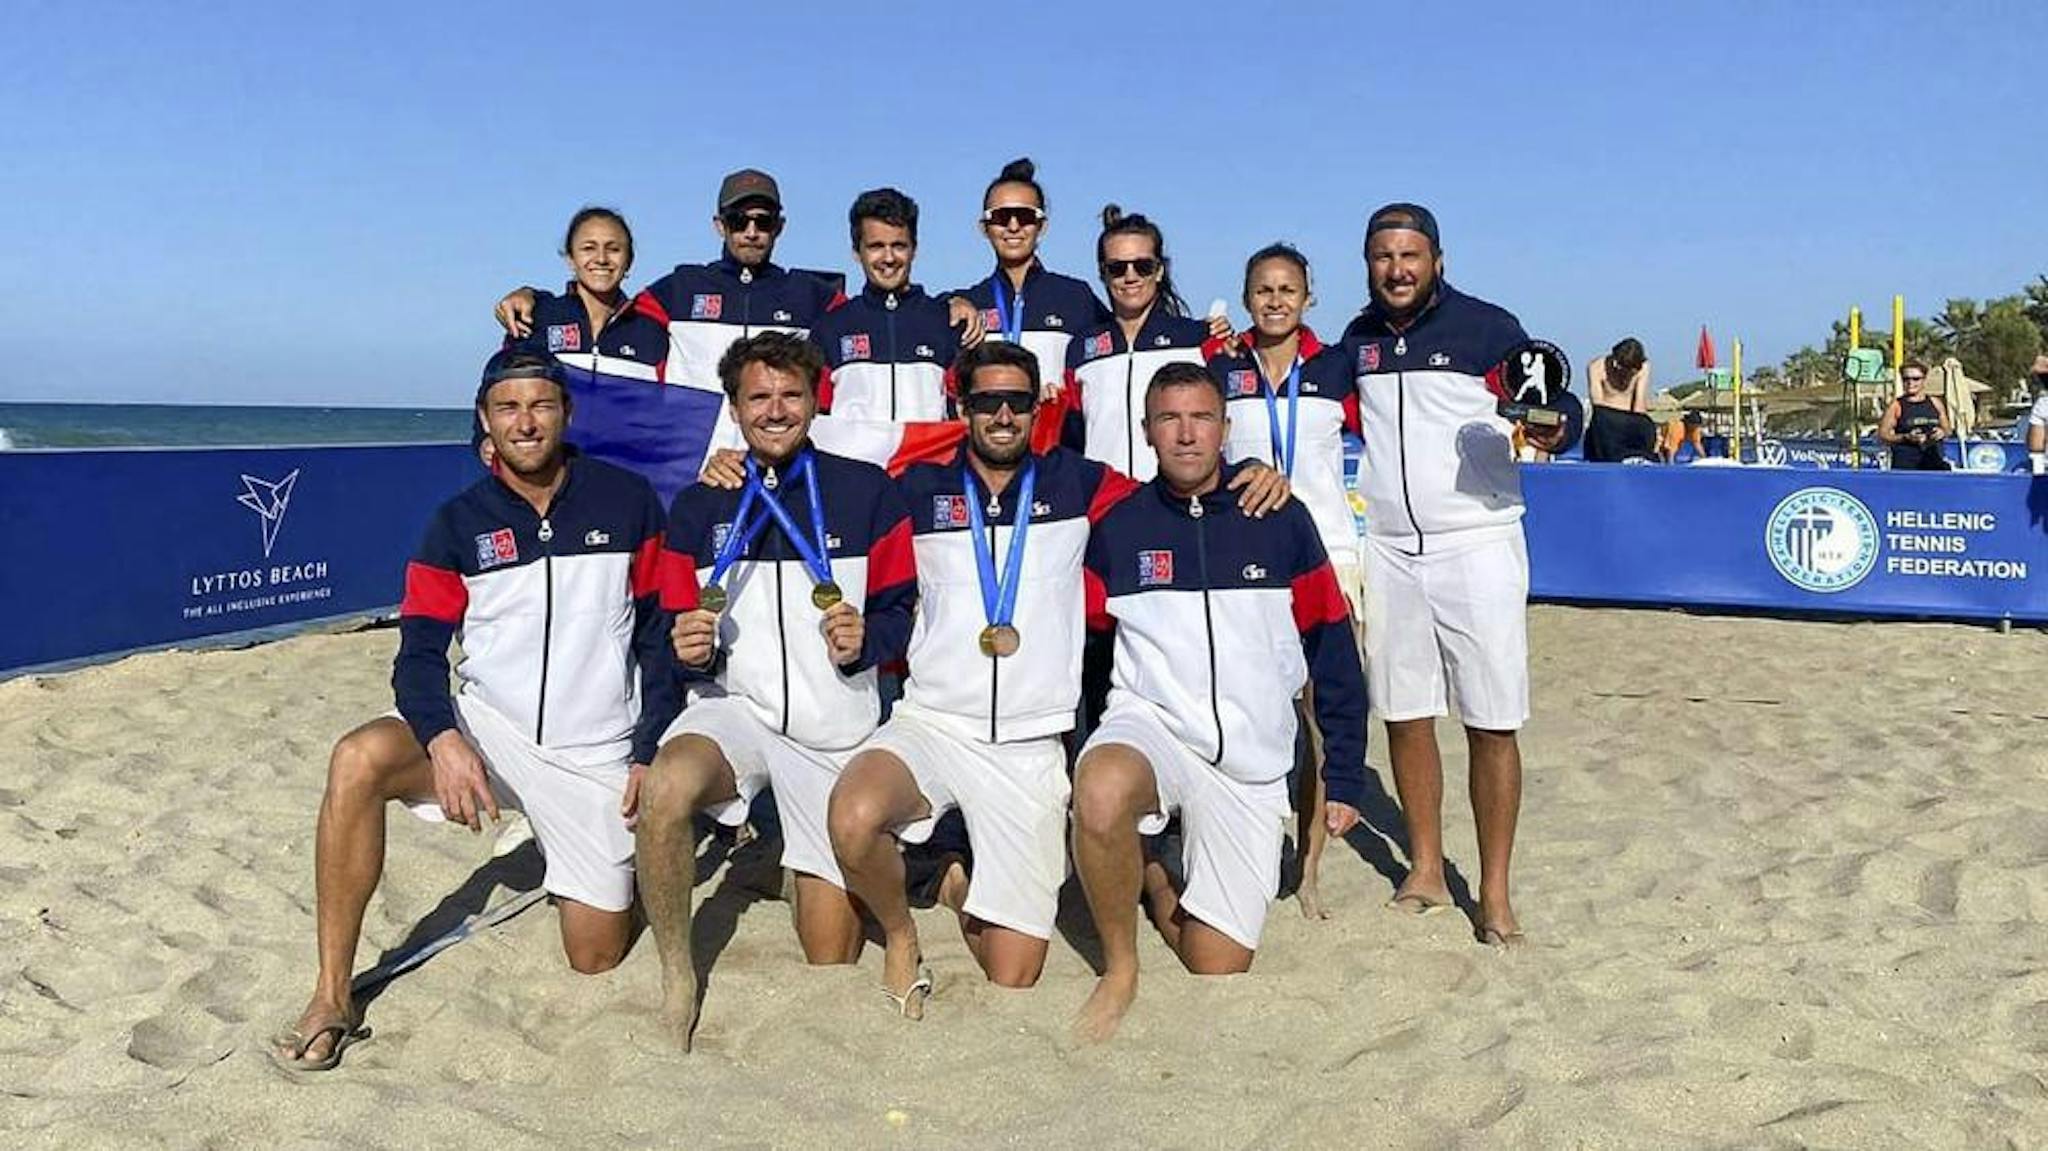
3, 1, 2042, 406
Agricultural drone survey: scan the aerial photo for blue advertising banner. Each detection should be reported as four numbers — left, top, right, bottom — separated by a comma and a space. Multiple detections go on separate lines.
1523, 465, 2048, 622
0, 444, 480, 673
1708, 436, 2028, 473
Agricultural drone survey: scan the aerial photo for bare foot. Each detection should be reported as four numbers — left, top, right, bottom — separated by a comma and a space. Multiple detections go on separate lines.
1071, 972, 1137, 1044
881, 936, 929, 1021
657, 975, 700, 1051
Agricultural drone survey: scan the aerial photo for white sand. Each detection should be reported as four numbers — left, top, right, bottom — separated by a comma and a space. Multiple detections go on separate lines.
2, 607, 2045, 1148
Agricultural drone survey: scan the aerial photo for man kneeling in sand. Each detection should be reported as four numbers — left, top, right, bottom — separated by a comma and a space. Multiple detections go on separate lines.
272, 348, 677, 1070
1070, 362, 1366, 1042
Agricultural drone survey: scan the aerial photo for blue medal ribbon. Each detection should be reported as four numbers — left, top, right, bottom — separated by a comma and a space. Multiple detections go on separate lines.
1255, 353, 1302, 478
705, 482, 767, 592
989, 274, 1025, 344
965, 461, 1036, 633
749, 451, 836, 592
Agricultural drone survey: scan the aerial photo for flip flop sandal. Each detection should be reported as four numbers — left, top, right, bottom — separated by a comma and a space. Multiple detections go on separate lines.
268, 1022, 370, 1072
1384, 893, 1452, 916
882, 966, 934, 1021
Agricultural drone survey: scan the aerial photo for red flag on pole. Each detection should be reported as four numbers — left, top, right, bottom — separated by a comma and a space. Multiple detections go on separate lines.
1696, 326, 1717, 371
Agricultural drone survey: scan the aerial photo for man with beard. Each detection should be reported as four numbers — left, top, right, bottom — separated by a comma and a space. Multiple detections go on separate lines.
271, 347, 675, 1070
632, 332, 916, 1050
1334, 203, 1579, 948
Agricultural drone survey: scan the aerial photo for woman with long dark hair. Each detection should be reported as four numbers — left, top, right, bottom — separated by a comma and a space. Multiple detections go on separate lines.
1582, 336, 1657, 462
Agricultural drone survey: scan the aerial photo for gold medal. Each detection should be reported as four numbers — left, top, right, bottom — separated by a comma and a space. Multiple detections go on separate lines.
698, 584, 727, 614
978, 624, 1021, 658
811, 581, 843, 610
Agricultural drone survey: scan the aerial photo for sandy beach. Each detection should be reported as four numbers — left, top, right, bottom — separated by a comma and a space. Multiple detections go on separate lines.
3, 606, 2045, 1148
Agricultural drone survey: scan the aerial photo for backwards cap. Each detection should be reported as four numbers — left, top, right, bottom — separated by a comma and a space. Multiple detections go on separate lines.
1365, 202, 1441, 251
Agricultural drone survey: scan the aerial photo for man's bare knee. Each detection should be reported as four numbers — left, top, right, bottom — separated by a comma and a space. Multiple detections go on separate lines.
326, 723, 411, 802
640, 741, 722, 829
1073, 750, 1150, 837
564, 936, 628, 975
826, 775, 895, 857
1183, 951, 1254, 977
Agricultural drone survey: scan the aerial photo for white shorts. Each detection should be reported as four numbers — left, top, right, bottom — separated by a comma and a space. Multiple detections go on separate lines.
660, 696, 854, 888
400, 696, 634, 913
1082, 698, 1289, 951
860, 703, 1070, 940
1362, 529, 1530, 731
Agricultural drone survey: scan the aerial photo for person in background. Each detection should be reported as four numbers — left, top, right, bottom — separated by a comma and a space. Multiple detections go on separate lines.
1658, 411, 1706, 464
1878, 360, 1951, 471
1583, 337, 1657, 463
2026, 354, 2048, 475
1203, 243, 1363, 919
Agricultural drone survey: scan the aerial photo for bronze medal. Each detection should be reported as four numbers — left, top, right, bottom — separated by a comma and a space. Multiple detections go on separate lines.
811, 581, 843, 610
698, 584, 727, 614
979, 624, 1021, 658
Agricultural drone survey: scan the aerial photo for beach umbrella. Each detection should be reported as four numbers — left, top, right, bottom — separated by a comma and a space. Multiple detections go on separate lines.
1696, 326, 1717, 371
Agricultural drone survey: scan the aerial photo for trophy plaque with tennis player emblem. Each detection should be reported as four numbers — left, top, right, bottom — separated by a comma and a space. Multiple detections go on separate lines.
1495, 339, 1571, 428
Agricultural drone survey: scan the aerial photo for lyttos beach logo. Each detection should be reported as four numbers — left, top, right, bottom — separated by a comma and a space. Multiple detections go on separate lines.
1765, 487, 1878, 593
236, 470, 299, 559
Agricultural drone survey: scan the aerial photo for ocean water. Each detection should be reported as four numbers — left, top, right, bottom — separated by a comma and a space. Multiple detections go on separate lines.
0, 402, 472, 449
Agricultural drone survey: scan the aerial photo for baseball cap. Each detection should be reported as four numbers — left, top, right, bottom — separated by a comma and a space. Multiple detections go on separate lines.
1366, 202, 1441, 250
475, 344, 566, 408
717, 168, 782, 213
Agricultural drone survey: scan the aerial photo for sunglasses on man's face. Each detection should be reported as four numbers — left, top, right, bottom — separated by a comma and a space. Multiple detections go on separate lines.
1101, 258, 1160, 279
723, 211, 784, 235
1903, 374, 1926, 383
981, 206, 1045, 230
962, 389, 1036, 417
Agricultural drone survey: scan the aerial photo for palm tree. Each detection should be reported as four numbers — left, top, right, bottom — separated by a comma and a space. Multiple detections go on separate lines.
1931, 298, 1984, 354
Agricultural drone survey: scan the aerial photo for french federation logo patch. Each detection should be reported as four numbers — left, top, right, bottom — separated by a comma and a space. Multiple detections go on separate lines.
476, 528, 518, 569
1085, 332, 1114, 359
933, 494, 970, 529
981, 309, 1004, 333
1137, 549, 1174, 587
1226, 369, 1259, 397
840, 333, 872, 361
1359, 343, 1382, 372
691, 294, 724, 320
545, 324, 581, 353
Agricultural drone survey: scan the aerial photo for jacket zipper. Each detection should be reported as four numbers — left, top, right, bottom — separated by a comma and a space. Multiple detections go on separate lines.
535, 514, 556, 743
886, 292, 899, 421
1394, 370, 1426, 555
1123, 352, 1137, 474
1191, 496, 1224, 765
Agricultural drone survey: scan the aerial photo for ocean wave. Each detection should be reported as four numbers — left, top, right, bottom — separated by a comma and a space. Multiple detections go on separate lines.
0, 426, 14, 450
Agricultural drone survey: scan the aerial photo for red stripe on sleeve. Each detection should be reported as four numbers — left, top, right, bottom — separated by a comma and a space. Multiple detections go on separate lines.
1290, 563, 1349, 633
1029, 385, 1071, 455
865, 516, 916, 594
1342, 390, 1362, 436
1084, 568, 1112, 632
817, 366, 836, 413
632, 287, 672, 327
1199, 333, 1231, 362
658, 546, 701, 613
1087, 467, 1141, 524
400, 562, 467, 623
886, 421, 966, 476
631, 535, 663, 599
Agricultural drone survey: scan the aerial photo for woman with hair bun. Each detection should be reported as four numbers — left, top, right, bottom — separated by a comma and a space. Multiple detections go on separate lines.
1060, 204, 1209, 480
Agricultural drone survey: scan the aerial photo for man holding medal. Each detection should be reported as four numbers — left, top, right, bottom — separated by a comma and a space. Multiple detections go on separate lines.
631, 331, 916, 1050
1335, 203, 1581, 948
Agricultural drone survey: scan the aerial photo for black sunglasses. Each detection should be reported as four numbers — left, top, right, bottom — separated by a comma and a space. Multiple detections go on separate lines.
961, 389, 1035, 417
1903, 373, 1926, 383
1101, 258, 1160, 279
722, 210, 784, 234
981, 206, 1045, 229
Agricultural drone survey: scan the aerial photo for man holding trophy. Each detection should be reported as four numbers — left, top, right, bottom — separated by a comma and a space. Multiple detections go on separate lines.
1335, 203, 1580, 948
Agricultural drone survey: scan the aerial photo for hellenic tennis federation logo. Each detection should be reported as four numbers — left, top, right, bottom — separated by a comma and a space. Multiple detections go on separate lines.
1765, 487, 1878, 593
237, 470, 300, 558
